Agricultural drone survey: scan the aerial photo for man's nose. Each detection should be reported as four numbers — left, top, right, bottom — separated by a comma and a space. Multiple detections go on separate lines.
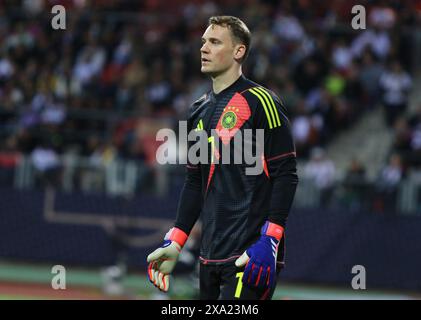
201, 42, 209, 53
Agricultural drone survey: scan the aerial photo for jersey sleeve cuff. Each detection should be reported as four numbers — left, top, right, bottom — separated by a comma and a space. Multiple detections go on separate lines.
261, 221, 284, 241
165, 227, 189, 247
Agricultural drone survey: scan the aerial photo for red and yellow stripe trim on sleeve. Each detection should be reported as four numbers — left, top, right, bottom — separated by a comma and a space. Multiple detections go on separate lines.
248, 87, 281, 129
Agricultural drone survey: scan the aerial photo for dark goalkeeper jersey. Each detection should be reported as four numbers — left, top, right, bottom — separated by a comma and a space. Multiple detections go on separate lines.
174, 75, 298, 266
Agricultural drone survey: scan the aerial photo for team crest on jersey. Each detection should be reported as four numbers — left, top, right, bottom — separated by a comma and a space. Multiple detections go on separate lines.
221, 110, 237, 129
216, 94, 251, 145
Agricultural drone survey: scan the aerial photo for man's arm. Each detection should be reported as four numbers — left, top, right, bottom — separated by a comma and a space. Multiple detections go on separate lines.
235, 86, 298, 289
173, 162, 203, 234
252, 86, 298, 226
173, 110, 203, 234
146, 106, 203, 292
264, 123, 298, 227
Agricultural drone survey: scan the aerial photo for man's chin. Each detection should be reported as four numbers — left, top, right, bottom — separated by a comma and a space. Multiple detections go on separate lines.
201, 67, 220, 77
201, 66, 212, 74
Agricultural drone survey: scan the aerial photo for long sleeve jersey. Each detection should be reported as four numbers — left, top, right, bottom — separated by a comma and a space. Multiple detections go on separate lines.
174, 74, 298, 266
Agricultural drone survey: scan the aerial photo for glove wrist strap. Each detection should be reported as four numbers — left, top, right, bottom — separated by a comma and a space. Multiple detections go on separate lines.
165, 227, 188, 247
261, 221, 284, 241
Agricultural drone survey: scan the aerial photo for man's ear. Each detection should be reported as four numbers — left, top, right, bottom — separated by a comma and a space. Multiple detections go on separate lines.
234, 44, 246, 61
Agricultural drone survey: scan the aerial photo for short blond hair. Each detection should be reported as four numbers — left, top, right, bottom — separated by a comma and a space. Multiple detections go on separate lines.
208, 16, 251, 63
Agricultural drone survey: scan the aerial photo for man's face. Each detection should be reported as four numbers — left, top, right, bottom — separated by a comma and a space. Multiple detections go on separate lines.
200, 24, 241, 76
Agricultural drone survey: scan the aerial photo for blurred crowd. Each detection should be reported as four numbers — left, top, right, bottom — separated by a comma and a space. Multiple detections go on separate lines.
0, 0, 420, 200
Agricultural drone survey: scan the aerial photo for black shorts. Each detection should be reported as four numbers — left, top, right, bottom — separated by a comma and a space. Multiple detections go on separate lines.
199, 261, 278, 300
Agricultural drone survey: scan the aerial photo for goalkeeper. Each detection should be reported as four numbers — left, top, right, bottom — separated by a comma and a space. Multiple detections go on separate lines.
147, 16, 298, 300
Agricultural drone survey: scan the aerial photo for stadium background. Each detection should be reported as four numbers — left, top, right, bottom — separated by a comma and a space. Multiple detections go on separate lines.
0, 0, 421, 299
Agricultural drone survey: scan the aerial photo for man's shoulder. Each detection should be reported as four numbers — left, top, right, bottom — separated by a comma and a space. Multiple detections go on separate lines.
239, 78, 291, 127
192, 92, 209, 106
188, 91, 211, 118
240, 81, 283, 107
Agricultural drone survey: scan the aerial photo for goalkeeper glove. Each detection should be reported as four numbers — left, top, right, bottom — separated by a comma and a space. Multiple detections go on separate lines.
146, 227, 188, 292
235, 221, 284, 289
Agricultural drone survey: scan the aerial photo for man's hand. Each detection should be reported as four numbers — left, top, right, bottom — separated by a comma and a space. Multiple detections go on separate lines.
235, 221, 284, 289
147, 240, 181, 292
146, 227, 188, 292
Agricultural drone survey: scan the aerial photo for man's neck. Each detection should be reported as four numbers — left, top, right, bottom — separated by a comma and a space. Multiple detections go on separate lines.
211, 67, 242, 95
